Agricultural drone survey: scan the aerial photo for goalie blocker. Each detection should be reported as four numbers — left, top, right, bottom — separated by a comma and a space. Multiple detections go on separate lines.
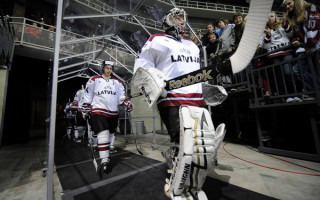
165, 106, 226, 200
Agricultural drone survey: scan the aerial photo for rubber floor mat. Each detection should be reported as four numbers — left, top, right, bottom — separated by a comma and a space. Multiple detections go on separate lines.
55, 137, 278, 200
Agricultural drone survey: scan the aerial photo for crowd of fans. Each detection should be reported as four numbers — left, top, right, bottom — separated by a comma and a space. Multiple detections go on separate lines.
188, 0, 320, 103
14, 17, 56, 48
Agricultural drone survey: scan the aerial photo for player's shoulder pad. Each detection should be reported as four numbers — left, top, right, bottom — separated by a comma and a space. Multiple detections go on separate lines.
111, 77, 122, 84
89, 75, 102, 82
148, 33, 165, 42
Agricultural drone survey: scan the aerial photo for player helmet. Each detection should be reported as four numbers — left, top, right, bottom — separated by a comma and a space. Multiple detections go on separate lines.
162, 8, 187, 39
101, 60, 114, 74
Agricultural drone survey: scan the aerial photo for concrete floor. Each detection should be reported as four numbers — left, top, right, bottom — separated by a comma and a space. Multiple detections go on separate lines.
0, 132, 320, 200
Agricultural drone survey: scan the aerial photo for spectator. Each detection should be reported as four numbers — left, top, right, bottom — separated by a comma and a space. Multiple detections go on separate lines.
282, 0, 319, 55
202, 23, 214, 46
206, 32, 220, 66
196, 29, 202, 42
233, 12, 247, 50
39, 17, 46, 29
282, 0, 320, 99
24, 21, 42, 43
233, 12, 249, 84
189, 32, 201, 47
261, 11, 298, 101
215, 18, 235, 86
48, 26, 55, 41
216, 18, 235, 61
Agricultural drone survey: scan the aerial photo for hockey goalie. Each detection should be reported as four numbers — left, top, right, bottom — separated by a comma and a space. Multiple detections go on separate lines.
133, 0, 273, 198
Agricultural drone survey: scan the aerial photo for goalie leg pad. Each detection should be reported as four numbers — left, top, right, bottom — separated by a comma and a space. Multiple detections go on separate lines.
168, 106, 225, 199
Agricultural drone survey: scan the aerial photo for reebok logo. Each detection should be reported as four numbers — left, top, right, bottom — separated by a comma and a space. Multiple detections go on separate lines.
168, 70, 213, 90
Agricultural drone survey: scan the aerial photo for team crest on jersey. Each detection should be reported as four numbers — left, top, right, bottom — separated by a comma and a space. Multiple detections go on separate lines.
180, 48, 191, 55
104, 85, 112, 90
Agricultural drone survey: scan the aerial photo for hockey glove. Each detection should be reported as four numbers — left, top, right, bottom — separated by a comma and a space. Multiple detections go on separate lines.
71, 101, 78, 113
123, 99, 133, 112
81, 103, 91, 120
133, 67, 168, 108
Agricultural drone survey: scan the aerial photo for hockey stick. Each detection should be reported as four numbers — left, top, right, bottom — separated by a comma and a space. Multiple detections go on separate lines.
134, 138, 143, 156
87, 119, 98, 172
126, 109, 143, 155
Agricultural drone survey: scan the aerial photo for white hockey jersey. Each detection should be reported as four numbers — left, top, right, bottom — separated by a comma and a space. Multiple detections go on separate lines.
64, 102, 75, 118
82, 76, 126, 118
261, 27, 293, 58
134, 34, 206, 108
74, 89, 85, 109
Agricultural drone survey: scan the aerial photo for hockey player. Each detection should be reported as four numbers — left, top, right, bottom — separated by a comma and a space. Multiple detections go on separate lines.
81, 60, 133, 174
63, 99, 75, 140
72, 86, 87, 143
133, 8, 226, 199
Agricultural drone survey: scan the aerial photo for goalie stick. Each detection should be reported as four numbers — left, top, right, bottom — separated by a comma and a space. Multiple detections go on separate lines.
134, 138, 143, 156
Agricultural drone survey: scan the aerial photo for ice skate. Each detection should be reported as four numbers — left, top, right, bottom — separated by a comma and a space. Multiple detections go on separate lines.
74, 138, 82, 143
161, 146, 179, 172
99, 158, 110, 176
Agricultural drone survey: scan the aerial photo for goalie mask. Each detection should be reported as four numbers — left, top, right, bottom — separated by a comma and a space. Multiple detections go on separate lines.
162, 8, 187, 39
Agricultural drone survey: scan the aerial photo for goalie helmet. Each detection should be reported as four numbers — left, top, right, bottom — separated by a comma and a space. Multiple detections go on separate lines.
101, 60, 114, 74
162, 8, 187, 39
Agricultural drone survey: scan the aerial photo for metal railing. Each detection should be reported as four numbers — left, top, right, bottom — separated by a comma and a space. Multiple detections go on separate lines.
169, 0, 249, 14
249, 48, 320, 108
9, 17, 136, 67
159, 0, 283, 16
74, 0, 163, 31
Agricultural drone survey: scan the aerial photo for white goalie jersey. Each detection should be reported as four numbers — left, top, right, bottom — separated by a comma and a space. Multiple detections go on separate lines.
82, 76, 126, 118
134, 34, 206, 108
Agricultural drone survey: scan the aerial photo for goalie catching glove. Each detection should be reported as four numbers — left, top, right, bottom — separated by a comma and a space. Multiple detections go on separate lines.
133, 67, 168, 108
81, 103, 91, 120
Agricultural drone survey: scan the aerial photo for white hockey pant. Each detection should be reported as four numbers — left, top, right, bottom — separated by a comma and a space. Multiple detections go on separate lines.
167, 106, 226, 200
97, 130, 110, 159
